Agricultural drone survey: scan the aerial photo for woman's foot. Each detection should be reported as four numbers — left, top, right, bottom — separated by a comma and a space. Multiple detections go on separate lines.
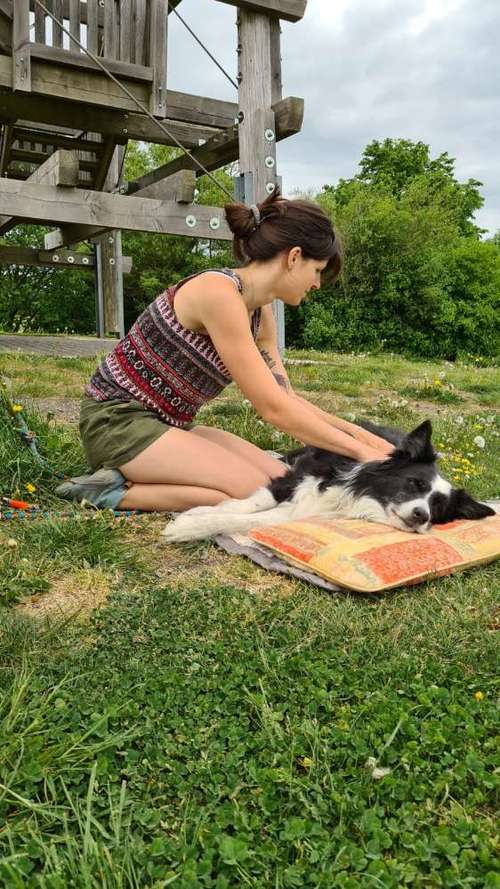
56, 468, 128, 510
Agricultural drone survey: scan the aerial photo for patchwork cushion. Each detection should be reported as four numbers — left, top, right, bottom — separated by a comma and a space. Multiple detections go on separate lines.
248, 514, 500, 593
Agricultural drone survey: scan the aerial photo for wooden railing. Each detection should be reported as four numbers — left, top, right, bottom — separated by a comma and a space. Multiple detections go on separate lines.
13, 0, 168, 115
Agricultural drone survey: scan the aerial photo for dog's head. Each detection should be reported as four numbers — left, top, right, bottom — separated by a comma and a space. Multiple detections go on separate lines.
351, 420, 495, 533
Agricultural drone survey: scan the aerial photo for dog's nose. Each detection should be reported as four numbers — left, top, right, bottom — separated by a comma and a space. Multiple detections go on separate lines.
412, 506, 429, 524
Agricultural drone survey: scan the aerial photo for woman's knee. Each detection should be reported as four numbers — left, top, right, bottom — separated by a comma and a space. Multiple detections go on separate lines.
225, 469, 270, 500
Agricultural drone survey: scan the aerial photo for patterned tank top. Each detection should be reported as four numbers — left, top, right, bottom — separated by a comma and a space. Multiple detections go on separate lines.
85, 268, 261, 427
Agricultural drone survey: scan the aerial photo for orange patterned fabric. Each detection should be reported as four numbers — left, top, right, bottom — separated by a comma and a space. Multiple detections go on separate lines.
248, 514, 500, 593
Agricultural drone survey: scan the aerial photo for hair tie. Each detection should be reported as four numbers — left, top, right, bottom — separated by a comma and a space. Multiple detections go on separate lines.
250, 204, 261, 227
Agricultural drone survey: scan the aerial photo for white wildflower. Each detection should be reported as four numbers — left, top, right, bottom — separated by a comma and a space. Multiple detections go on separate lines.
366, 757, 391, 780
455, 416, 464, 425
473, 435, 485, 449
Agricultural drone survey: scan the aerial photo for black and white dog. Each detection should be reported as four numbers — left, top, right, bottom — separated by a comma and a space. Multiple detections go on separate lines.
163, 420, 495, 543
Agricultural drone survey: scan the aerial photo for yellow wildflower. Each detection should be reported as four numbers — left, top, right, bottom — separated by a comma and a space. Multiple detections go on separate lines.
11, 404, 23, 413
296, 756, 313, 770
474, 691, 484, 701
25, 483, 36, 494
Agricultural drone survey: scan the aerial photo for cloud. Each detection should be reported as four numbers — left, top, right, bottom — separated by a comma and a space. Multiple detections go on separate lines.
167, 0, 499, 233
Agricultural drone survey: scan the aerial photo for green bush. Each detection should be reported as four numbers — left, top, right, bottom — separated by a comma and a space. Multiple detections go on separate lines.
286, 140, 499, 360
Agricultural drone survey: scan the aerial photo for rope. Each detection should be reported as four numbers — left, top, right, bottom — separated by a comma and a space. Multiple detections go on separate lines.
168, 3, 239, 90
32, 0, 235, 202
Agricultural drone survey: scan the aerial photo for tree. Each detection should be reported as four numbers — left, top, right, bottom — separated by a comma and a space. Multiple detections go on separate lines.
0, 226, 94, 333
323, 138, 484, 238
286, 139, 498, 360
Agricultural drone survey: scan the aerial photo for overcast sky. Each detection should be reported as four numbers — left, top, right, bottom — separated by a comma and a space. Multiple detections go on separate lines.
167, 0, 498, 235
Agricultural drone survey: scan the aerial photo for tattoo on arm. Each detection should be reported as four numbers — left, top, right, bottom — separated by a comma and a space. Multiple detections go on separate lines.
259, 348, 290, 392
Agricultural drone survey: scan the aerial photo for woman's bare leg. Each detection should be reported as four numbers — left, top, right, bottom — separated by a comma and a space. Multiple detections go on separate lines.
117, 426, 277, 511
190, 425, 287, 480
119, 484, 229, 512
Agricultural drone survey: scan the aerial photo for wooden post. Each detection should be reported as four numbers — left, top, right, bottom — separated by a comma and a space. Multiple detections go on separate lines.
237, 8, 284, 349
95, 230, 124, 337
94, 143, 126, 338
13, 0, 31, 92
149, 0, 168, 117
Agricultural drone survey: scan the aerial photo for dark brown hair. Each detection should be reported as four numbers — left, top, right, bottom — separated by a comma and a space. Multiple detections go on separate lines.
224, 187, 342, 284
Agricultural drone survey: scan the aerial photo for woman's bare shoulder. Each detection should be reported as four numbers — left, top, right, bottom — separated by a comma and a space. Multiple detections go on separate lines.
174, 271, 243, 332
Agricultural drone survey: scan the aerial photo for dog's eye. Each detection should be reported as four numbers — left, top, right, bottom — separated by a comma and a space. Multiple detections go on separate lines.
409, 478, 426, 492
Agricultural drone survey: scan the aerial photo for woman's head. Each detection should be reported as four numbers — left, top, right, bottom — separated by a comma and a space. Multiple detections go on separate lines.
224, 187, 342, 285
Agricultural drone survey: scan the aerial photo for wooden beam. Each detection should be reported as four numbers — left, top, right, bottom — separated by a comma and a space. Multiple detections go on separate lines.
0, 0, 13, 19
0, 180, 233, 242
135, 170, 196, 202
213, 0, 307, 23
126, 96, 303, 193
12, 128, 109, 154
0, 148, 79, 234
28, 42, 154, 83
10, 146, 98, 169
93, 137, 120, 191
0, 244, 133, 272
48, 170, 197, 247
0, 91, 220, 148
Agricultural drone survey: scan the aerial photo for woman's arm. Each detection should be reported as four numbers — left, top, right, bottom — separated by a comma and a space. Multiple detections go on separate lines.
290, 393, 394, 456
255, 305, 393, 457
193, 280, 387, 461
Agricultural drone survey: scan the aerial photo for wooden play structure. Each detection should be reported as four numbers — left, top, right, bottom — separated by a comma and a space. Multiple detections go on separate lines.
0, 0, 306, 339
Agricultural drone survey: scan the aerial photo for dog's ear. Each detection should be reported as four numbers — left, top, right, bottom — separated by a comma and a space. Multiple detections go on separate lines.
448, 489, 496, 521
394, 420, 436, 463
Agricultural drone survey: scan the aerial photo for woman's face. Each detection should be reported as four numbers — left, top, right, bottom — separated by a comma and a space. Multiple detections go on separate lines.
279, 249, 329, 305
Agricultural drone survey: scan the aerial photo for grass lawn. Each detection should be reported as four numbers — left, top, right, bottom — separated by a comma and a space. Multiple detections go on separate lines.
0, 348, 499, 888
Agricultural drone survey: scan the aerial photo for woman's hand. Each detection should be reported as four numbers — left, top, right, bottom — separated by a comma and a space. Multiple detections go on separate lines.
336, 420, 395, 459
355, 443, 393, 463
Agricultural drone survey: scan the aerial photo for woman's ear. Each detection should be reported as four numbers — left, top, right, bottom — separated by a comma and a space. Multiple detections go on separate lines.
287, 246, 302, 270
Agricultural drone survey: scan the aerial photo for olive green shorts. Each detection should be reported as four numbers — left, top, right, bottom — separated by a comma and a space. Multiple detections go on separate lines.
80, 397, 187, 471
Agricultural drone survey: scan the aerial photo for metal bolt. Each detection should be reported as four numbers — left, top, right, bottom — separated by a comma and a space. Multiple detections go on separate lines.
122, 128, 128, 134
264, 156, 276, 169
185, 215, 197, 228
264, 129, 275, 142
266, 182, 276, 195
108, 236, 114, 244
82, 256, 90, 265
237, 111, 244, 124
109, 258, 116, 265
209, 217, 221, 231
67, 255, 75, 264
52, 255, 59, 262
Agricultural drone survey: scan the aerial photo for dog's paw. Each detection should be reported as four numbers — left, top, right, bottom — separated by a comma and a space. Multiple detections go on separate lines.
161, 514, 210, 543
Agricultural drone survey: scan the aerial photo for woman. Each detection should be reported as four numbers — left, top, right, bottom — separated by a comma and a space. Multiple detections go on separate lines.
58, 189, 393, 512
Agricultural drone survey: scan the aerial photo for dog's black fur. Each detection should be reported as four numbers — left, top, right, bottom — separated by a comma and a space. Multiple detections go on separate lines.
272, 419, 494, 525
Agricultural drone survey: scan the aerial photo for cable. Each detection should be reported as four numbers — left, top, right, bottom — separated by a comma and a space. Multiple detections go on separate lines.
32, 0, 235, 201
168, 3, 238, 90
